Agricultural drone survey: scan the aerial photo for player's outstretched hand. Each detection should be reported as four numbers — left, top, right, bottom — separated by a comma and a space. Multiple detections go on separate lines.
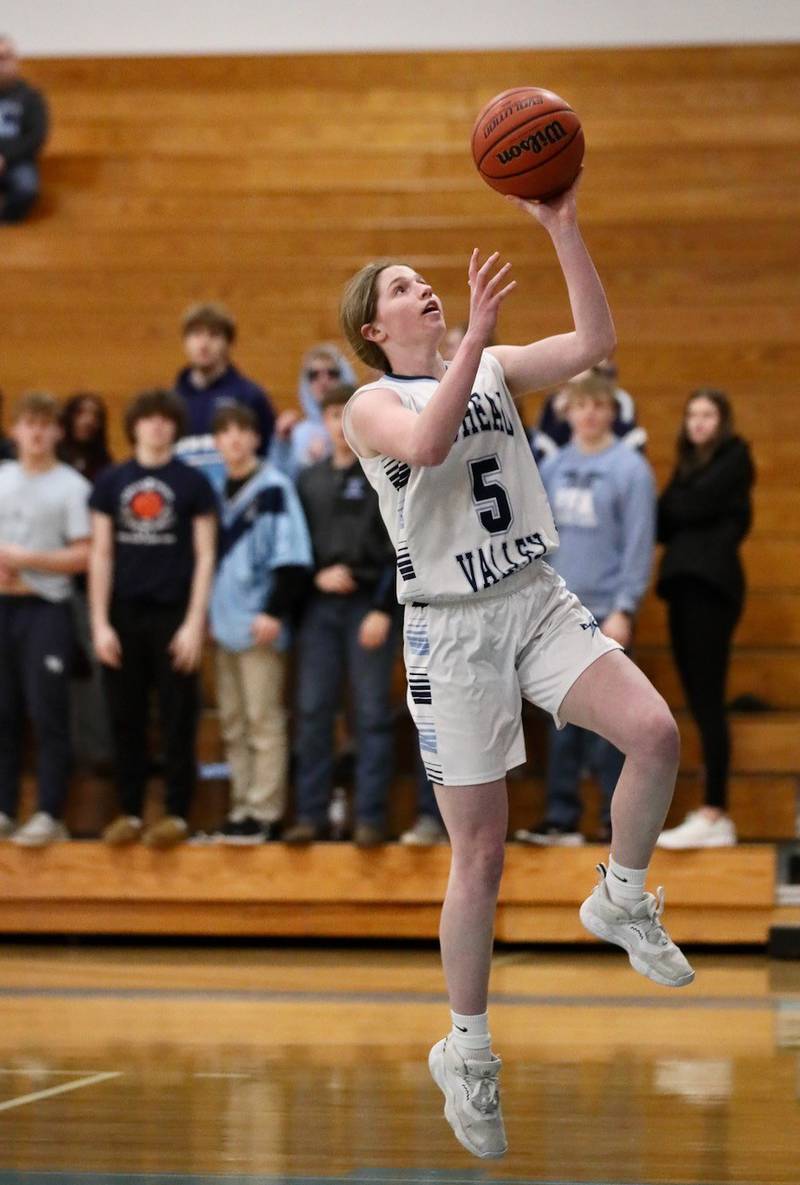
505, 169, 582, 232
467, 249, 516, 345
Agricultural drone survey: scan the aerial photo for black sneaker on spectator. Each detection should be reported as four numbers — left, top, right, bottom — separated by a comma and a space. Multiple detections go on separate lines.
283, 819, 326, 845
354, 821, 385, 848
514, 821, 585, 847
0, 812, 16, 839
216, 816, 267, 845
261, 822, 282, 842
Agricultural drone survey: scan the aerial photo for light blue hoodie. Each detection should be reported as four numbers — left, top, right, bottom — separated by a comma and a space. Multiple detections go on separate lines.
269, 345, 357, 482
539, 440, 656, 621
209, 461, 312, 653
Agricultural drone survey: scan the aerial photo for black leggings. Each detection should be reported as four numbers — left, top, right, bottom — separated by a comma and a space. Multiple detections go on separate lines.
667, 580, 741, 810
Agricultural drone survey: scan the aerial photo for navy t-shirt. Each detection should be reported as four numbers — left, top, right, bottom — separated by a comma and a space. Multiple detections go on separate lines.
89, 457, 216, 606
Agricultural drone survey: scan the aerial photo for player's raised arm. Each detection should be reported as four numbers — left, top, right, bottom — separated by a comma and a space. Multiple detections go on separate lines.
348, 251, 515, 467
489, 176, 616, 398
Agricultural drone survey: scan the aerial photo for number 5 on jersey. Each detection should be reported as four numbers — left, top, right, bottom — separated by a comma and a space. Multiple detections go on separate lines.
469, 455, 514, 535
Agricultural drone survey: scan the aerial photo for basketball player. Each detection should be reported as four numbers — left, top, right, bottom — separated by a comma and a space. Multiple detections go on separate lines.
340, 179, 693, 1160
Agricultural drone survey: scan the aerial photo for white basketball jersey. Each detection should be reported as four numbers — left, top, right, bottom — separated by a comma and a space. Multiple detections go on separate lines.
344, 350, 559, 604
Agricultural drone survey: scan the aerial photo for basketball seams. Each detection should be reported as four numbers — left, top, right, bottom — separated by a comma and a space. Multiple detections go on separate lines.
480, 128, 582, 181
471, 86, 584, 200
475, 107, 575, 171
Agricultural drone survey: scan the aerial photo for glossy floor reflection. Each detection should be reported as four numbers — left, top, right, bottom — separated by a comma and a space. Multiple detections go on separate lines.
0, 946, 798, 1183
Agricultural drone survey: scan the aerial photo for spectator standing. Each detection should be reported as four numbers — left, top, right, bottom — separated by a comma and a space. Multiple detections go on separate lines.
515, 372, 656, 844
0, 392, 90, 846
209, 404, 312, 843
284, 383, 398, 848
58, 392, 114, 772
0, 36, 48, 224
89, 389, 216, 848
174, 302, 276, 483
530, 358, 646, 463
58, 392, 113, 482
270, 342, 356, 481
656, 389, 754, 849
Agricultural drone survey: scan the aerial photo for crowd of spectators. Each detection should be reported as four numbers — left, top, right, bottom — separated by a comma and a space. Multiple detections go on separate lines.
0, 308, 754, 852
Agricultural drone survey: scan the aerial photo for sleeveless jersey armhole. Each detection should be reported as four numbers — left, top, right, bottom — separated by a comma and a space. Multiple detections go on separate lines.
482, 348, 514, 401
342, 389, 379, 460
343, 384, 407, 460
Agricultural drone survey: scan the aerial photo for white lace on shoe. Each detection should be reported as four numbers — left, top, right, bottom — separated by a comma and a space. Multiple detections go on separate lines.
580, 863, 695, 988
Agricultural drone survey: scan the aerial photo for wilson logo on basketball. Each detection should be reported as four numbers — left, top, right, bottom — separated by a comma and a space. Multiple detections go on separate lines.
495, 120, 567, 164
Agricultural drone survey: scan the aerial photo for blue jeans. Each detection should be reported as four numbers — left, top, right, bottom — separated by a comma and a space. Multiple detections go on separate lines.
0, 160, 40, 222
294, 593, 397, 828
545, 720, 624, 831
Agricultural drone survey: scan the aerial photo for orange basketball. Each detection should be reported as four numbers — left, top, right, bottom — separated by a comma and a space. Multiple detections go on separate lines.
471, 87, 584, 201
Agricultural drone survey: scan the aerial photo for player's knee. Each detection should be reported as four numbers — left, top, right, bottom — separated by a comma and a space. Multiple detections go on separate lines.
462, 837, 505, 895
640, 703, 680, 768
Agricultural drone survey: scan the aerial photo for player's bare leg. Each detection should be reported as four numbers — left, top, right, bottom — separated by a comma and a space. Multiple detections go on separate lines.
427, 777, 508, 1158
560, 649, 694, 987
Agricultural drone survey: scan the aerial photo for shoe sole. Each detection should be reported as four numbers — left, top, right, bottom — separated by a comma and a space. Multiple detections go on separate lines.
656, 836, 736, 850
217, 836, 267, 845
11, 834, 68, 847
579, 901, 695, 988
428, 1042, 507, 1160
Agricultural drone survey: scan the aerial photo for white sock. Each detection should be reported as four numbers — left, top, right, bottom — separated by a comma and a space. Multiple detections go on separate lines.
450, 1010, 491, 1060
606, 857, 647, 908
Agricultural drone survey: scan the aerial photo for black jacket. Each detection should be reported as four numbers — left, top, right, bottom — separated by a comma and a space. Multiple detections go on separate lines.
656, 436, 754, 607
0, 80, 49, 165
297, 458, 396, 613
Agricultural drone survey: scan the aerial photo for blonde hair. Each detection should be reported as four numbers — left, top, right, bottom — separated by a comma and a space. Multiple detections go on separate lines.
562, 371, 617, 407
12, 391, 61, 424
340, 259, 405, 373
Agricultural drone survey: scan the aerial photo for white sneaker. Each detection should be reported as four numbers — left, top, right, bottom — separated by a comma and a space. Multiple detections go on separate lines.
656, 810, 737, 850
0, 812, 16, 839
11, 812, 69, 848
428, 1035, 507, 1159
399, 814, 448, 846
579, 863, 695, 988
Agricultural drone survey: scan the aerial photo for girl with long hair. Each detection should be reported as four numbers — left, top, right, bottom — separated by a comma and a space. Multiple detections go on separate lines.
339, 179, 693, 1160
656, 389, 754, 849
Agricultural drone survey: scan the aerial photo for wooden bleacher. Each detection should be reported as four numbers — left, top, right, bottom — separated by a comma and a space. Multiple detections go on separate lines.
1, 43, 799, 941
0, 844, 776, 943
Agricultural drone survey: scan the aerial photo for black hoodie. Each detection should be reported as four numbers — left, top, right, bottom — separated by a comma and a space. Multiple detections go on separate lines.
656, 436, 754, 608
0, 79, 48, 165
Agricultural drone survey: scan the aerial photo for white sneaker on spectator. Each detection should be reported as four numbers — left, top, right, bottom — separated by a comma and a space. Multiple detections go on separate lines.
0, 812, 16, 839
580, 863, 695, 988
11, 812, 69, 847
656, 810, 737, 850
428, 1034, 507, 1159
399, 814, 448, 846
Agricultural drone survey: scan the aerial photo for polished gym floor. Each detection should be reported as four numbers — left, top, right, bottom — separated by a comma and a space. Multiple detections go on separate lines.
0, 943, 798, 1184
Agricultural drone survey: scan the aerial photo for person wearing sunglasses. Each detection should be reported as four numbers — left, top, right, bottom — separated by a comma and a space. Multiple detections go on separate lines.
270, 343, 356, 482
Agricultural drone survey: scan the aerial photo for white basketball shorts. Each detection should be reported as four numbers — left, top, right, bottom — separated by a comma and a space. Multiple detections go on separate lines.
403, 563, 621, 786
